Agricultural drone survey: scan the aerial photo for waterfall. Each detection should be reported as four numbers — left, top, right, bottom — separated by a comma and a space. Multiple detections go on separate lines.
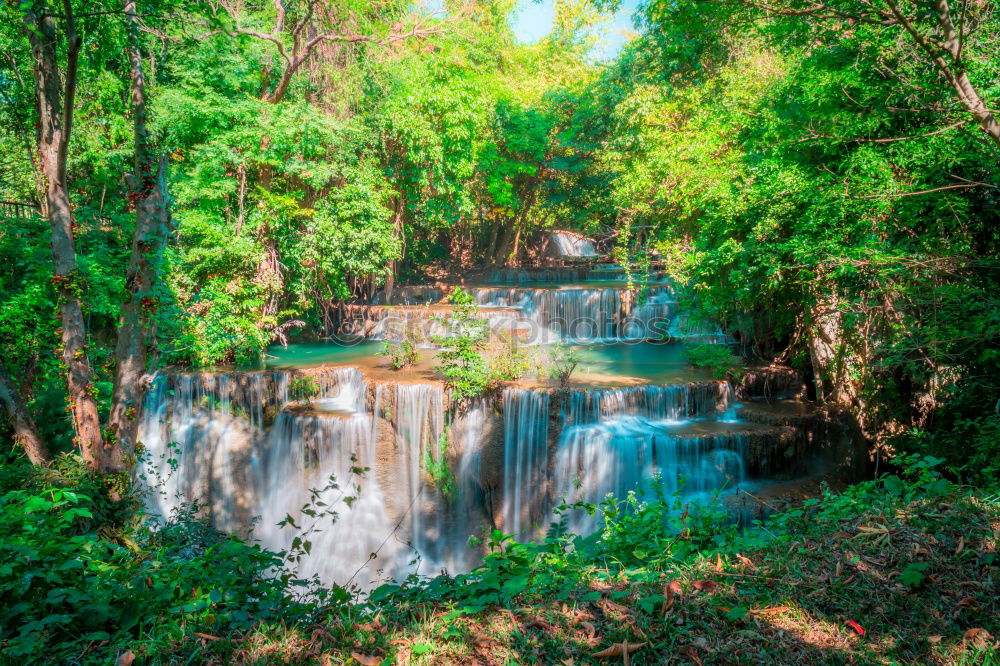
501, 389, 550, 539
394, 384, 445, 572
552, 418, 748, 534
253, 410, 396, 588
562, 383, 732, 427
551, 231, 598, 257
138, 368, 413, 588
469, 286, 678, 343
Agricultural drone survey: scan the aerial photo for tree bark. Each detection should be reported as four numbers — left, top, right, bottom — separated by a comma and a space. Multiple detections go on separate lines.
105, 0, 171, 474
23, 3, 104, 466
0, 365, 51, 465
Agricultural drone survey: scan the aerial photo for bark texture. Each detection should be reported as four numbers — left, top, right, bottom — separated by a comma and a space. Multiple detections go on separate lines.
23, 4, 104, 465
106, 0, 171, 474
0, 365, 51, 465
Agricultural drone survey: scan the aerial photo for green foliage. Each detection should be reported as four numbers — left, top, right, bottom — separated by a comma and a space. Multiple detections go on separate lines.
424, 431, 456, 498
684, 343, 744, 380
486, 332, 532, 383
289, 375, 320, 408
0, 455, 317, 662
380, 331, 421, 370
431, 287, 490, 400
546, 343, 581, 388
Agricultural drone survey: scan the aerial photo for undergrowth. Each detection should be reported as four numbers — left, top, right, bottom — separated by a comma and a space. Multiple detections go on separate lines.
0, 454, 997, 665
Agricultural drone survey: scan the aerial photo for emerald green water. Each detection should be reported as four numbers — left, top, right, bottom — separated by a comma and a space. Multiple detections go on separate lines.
260, 339, 710, 385
262, 340, 383, 369
571, 342, 712, 384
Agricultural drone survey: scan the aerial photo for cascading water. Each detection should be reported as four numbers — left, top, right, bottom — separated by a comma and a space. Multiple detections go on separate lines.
553, 419, 748, 534
562, 382, 732, 427
501, 389, 551, 539
253, 409, 397, 588
139, 257, 808, 589
470, 286, 678, 343
551, 231, 598, 257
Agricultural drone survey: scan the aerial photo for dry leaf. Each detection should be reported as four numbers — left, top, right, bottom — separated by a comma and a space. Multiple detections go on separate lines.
351, 652, 383, 666
581, 621, 597, 639
715, 554, 724, 571
963, 628, 993, 648
661, 583, 675, 615
521, 619, 555, 633
193, 632, 221, 641
685, 646, 703, 665
927, 635, 943, 644
592, 641, 646, 659
954, 537, 965, 556
115, 650, 135, 666
692, 580, 717, 594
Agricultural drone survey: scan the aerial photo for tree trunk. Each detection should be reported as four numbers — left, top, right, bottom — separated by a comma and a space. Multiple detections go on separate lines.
23, 5, 104, 466
806, 298, 850, 406
105, 0, 171, 475
0, 365, 51, 465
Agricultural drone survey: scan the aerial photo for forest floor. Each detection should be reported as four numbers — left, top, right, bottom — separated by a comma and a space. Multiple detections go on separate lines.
174, 483, 999, 665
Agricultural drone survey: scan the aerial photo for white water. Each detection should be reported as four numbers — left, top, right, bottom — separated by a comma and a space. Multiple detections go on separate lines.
139, 356, 769, 587
551, 231, 598, 257
502, 389, 551, 539
553, 418, 748, 534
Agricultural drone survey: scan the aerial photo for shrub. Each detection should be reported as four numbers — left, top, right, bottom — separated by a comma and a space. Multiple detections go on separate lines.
380, 330, 421, 370
684, 343, 744, 379
431, 287, 490, 400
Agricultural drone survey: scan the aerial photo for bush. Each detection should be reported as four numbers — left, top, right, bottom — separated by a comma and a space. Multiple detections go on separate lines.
684, 343, 744, 379
431, 287, 490, 400
0, 456, 320, 663
380, 330, 421, 370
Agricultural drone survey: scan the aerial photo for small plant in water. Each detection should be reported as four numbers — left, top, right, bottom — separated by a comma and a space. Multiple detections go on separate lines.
431, 287, 490, 400
380, 329, 421, 370
424, 431, 456, 497
547, 343, 581, 389
289, 375, 320, 408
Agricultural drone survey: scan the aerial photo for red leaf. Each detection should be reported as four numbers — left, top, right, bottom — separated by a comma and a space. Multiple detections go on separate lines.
846, 620, 865, 636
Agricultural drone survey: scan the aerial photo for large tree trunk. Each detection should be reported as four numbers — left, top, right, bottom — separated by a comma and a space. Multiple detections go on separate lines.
23, 4, 104, 466
0, 365, 51, 465
105, 0, 171, 474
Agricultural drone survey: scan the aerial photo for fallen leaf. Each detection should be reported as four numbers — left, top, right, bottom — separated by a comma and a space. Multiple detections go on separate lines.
115, 651, 135, 666
599, 599, 633, 618
661, 583, 675, 614
715, 554, 724, 571
685, 646, 703, 665
954, 536, 965, 556
845, 620, 865, 636
692, 580, 717, 594
581, 621, 597, 639
927, 635, 943, 644
955, 591, 979, 607
668, 579, 683, 596
522, 619, 556, 633
963, 628, 993, 648
351, 652, 383, 666
193, 632, 221, 641
592, 641, 646, 659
